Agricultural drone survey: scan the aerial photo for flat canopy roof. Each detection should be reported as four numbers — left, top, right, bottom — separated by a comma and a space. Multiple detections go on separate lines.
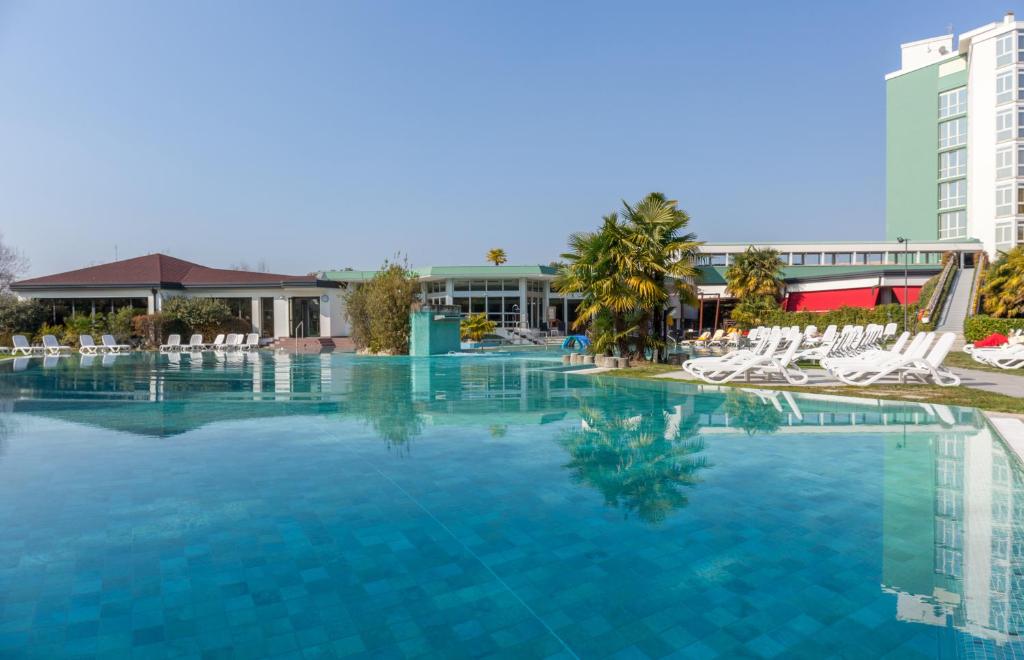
323, 264, 558, 282
12, 253, 338, 291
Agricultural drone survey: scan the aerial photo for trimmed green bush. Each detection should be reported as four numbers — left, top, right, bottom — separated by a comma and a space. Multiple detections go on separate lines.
964, 316, 1024, 342
760, 303, 919, 333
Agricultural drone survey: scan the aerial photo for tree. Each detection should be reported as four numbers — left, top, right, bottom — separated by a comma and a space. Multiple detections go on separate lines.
725, 246, 785, 300
344, 259, 419, 354
730, 295, 780, 330
486, 248, 507, 266
554, 193, 701, 360
982, 246, 1024, 318
460, 313, 496, 342
0, 232, 29, 292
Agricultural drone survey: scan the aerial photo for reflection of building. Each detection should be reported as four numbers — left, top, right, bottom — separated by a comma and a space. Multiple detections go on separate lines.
883, 425, 1024, 650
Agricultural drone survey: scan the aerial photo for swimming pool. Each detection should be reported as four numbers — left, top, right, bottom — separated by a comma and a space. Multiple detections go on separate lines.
0, 351, 1019, 658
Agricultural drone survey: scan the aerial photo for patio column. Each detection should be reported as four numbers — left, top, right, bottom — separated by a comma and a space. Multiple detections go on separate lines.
273, 297, 290, 338
445, 279, 453, 306
519, 278, 527, 328
251, 297, 260, 334
542, 281, 550, 330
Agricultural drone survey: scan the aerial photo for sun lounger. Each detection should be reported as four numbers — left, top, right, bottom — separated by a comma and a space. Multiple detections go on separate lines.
42, 335, 72, 355
206, 334, 225, 350
78, 334, 102, 355
102, 335, 131, 353
183, 334, 205, 351
159, 334, 182, 352
242, 333, 260, 350
12, 335, 43, 356
829, 332, 959, 387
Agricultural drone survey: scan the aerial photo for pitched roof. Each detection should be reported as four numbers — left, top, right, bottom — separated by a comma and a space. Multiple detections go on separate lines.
12, 253, 328, 290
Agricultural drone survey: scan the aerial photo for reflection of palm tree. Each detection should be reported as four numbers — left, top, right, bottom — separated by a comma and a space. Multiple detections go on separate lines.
723, 390, 784, 436
558, 402, 708, 524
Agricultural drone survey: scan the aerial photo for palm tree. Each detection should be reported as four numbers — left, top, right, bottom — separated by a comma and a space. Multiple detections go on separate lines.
555, 193, 701, 360
725, 247, 785, 299
982, 247, 1024, 318
486, 248, 507, 266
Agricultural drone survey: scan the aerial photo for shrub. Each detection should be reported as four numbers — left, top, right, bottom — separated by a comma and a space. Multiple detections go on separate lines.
345, 259, 419, 354
460, 313, 496, 342
964, 316, 1024, 342
730, 295, 780, 330
758, 303, 919, 333
106, 307, 138, 342
60, 313, 107, 346
132, 313, 188, 347
33, 322, 64, 343
162, 297, 233, 333
0, 294, 45, 340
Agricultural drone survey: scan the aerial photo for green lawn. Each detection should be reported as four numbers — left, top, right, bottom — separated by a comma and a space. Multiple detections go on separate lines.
595, 363, 1024, 415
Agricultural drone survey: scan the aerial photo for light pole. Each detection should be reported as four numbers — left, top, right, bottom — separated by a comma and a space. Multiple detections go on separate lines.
896, 237, 909, 330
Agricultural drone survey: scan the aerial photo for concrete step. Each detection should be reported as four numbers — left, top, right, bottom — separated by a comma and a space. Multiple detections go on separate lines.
268, 337, 356, 353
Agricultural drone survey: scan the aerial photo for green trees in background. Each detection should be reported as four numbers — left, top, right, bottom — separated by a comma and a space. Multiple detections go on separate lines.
460, 313, 496, 342
554, 192, 700, 360
981, 246, 1024, 318
486, 248, 508, 266
0, 295, 45, 345
345, 260, 419, 354
726, 247, 785, 329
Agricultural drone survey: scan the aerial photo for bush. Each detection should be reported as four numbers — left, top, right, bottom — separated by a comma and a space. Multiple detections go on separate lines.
0, 294, 45, 342
132, 313, 188, 348
106, 307, 138, 342
964, 316, 1024, 342
162, 297, 233, 335
33, 322, 65, 343
345, 260, 419, 354
60, 313, 107, 346
730, 295, 780, 330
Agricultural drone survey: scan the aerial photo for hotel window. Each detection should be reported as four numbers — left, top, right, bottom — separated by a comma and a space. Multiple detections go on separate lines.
1019, 70, 1024, 100
1019, 223, 1024, 243
939, 211, 967, 239
1019, 187, 1024, 214
997, 70, 1015, 103
829, 253, 852, 265
997, 184, 1014, 216
938, 87, 967, 117
998, 108, 1015, 140
939, 180, 966, 209
998, 146, 1015, 179
938, 117, 967, 148
998, 32, 1016, 66
939, 148, 967, 178
997, 223, 1014, 247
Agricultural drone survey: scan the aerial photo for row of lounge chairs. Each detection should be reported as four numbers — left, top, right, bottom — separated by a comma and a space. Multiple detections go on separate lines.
159, 333, 260, 352
0, 334, 130, 356
681, 324, 959, 387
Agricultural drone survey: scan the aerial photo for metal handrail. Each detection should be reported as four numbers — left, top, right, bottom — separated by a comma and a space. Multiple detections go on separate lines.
922, 256, 957, 321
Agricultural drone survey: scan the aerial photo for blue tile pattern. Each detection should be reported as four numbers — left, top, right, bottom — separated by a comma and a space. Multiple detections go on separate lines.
0, 352, 1019, 658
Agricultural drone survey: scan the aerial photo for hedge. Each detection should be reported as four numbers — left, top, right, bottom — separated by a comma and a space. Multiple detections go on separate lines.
964, 316, 1024, 342
761, 303, 919, 334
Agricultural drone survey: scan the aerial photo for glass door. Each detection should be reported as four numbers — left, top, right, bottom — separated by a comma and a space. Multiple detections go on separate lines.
290, 297, 321, 337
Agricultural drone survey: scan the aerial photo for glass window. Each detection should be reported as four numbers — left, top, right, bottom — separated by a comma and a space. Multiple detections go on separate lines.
997, 223, 1014, 247
998, 32, 1015, 66
939, 211, 967, 239
939, 180, 966, 209
1019, 147, 1024, 177
1019, 187, 1024, 214
1019, 70, 1024, 100
470, 280, 486, 291
999, 108, 1015, 141
801, 253, 821, 266
1018, 223, 1024, 243
865, 252, 883, 264
790, 253, 803, 265
938, 87, 967, 117
832, 253, 852, 265
938, 117, 967, 148
998, 146, 1014, 179
997, 70, 1015, 103
939, 148, 967, 178
997, 184, 1014, 216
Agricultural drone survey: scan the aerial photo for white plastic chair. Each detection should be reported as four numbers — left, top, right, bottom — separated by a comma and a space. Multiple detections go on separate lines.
42, 335, 72, 355
160, 334, 182, 352
102, 335, 131, 353
78, 335, 101, 355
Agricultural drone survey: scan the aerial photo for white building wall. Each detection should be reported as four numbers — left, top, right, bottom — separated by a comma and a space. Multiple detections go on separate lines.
964, 25, 1005, 256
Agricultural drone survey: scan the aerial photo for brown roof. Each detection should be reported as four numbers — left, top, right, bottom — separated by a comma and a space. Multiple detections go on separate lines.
12, 253, 329, 290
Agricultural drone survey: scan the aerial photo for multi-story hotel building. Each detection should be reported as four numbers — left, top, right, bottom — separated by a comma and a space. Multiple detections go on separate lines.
887, 12, 1024, 255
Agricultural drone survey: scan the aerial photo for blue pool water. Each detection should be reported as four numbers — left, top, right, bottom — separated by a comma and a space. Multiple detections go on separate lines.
0, 351, 1020, 658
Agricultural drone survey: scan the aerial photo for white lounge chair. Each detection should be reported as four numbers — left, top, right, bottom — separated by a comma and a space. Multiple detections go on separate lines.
78, 334, 102, 355
242, 333, 260, 350
688, 332, 809, 385
970, 343, 1024, 369
223, 333, 244, 351
160, 334, 182, 352
102, 335, 131, 353
42, 335, 72, 355
830, 332, 959, 387
11, 334, 43, 356
206, 334, 225, 350
183, 334, 205, 351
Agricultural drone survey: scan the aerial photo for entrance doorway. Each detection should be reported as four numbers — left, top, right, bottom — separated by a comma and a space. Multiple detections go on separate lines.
290, 297, 321, 337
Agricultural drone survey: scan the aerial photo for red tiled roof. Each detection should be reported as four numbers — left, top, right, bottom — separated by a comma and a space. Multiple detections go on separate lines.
12, 253, 325, 289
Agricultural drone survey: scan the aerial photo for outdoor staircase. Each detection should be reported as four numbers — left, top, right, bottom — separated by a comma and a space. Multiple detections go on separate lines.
935, 267, 974, 350
267, 337, 356, 353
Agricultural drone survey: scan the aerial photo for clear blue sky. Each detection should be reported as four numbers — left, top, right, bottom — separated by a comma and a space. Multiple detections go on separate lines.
0, 0, 1013, 276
